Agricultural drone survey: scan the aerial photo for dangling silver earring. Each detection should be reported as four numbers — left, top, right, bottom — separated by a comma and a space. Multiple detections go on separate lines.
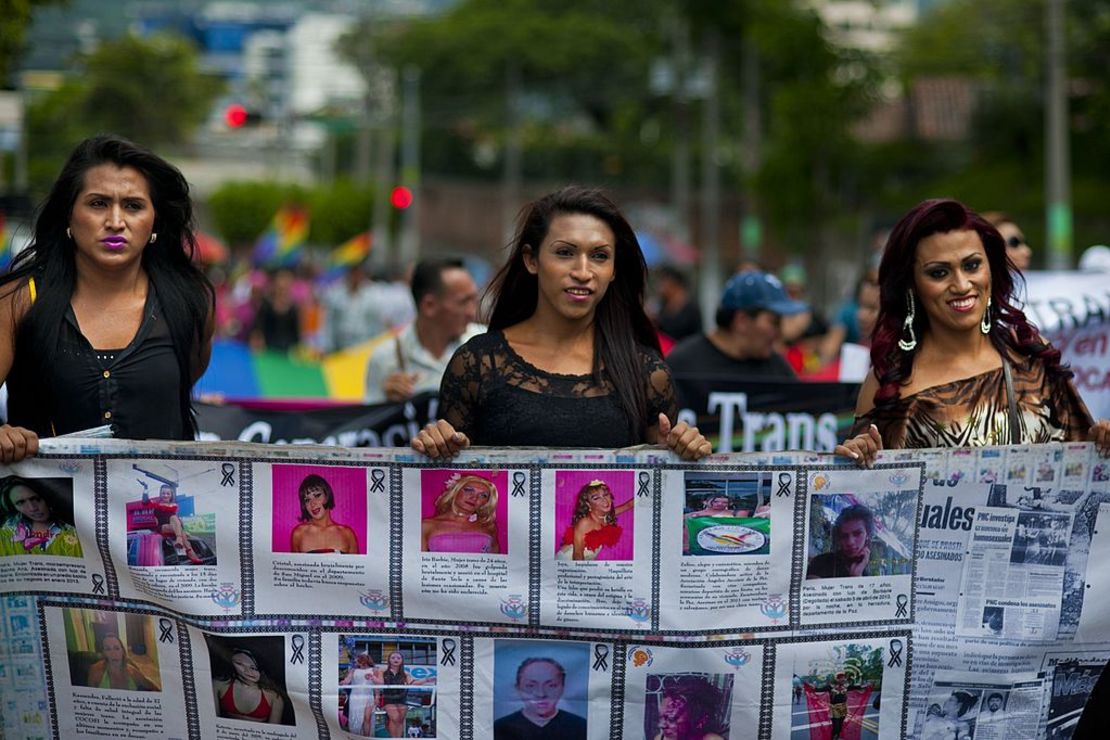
149, 233, 158, 244
980, 295, 992, 335
66, 227, 72, 240
898, 289, 918, 351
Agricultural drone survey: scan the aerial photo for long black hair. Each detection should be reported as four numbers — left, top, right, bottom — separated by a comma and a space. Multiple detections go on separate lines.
485, 186, 661, 440
3, 134, 214, 437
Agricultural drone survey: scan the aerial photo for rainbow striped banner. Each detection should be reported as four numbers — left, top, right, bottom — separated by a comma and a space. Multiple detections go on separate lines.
320, 231, 372, 282
251, 204, 310, 267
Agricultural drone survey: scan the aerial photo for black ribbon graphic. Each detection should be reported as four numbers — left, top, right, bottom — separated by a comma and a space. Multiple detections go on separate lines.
370, 469, 386, 493
511, 471, 527, 498
220, 463, 235, 487
592, 644, 610, 671
290, 634, 305, 664
887, 638, 904, 668
776, 472, 792, 497
637, 471, 651, 498
441, 638, 457, 666
895, 593, 909, 618
158, 618, 174, 644
91, 574, 105, 595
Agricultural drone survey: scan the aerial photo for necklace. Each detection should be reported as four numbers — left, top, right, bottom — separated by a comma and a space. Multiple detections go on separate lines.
451, 506, 478, 524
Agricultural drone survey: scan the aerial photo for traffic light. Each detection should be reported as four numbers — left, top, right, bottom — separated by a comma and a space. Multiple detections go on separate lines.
390, 186, 413, 210
223, 104, 262, 129
224, 104, 248, 128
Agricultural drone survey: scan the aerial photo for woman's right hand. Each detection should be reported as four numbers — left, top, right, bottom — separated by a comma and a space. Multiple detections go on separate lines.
0, 424, 38, 464
411, 419, 470, 459
833, 424, 882, 468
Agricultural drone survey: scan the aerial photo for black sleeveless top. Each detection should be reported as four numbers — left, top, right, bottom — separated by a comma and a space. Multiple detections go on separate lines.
7, 284, 189, 440
437, 330, 677, 448
381, 668, 407, 704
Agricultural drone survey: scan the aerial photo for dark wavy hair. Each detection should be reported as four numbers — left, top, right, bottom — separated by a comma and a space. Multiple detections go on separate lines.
485, 186, 661, 440
2, 134, 214, 437
870, 198, 1064, 406
571, 481, 615, 527
297, 474, 335, 521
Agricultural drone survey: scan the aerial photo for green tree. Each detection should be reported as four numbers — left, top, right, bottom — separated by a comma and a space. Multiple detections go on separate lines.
0, 0, 65, 86
24, 32, 223, 193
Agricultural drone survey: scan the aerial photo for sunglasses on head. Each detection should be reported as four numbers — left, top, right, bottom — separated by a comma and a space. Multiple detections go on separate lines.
1006, 235, 1026, 248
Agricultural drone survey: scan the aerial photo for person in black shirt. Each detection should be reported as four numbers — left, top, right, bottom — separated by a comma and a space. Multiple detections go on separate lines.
493, 657, 586, 740
654, 265, 702, 341
250, 267, 300, 352
0, 135, 214, 461
411, 187, 710, 460
666, 270, 806, 379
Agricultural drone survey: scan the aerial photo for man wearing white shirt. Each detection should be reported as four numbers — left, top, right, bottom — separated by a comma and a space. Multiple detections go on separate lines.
364, 258, 482, 404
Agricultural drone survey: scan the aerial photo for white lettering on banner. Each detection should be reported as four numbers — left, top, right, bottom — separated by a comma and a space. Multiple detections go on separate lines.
704, 391, 839, 452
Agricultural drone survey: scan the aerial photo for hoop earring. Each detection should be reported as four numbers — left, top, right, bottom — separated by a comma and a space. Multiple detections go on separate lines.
149, 233, 158, 244
66, 228, 72, 240
980, 295, 992, 335
898, 289, 918, 352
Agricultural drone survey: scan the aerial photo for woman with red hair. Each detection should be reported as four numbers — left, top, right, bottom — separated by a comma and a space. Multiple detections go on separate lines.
835, 198, 1109, 462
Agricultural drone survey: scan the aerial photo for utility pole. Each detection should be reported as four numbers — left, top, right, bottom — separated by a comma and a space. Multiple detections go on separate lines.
698, 31, 721, 327
1045, 0, 1071, 269
501, 60, 523, 246
397, 65, 422, 266
739, 34, 763, 263
671, 19, 692, 247
370, 67, 398, 269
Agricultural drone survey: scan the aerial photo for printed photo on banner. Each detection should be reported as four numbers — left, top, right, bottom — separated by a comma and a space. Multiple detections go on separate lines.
62, 607, 161, 692
203, 634, 295, 726
1047, 661, 1102, 739
493, 639, 589, 740
1011, 512, 1070, 567
337, 635, 437, 738
420, 469, 508, 555
554, 470, 635, 561
0, 475, 83, 557
644, 672, 733, 740
982, 606, 1005, 637
919, 688, 981, 740
125, 463, 216, 566
806, 491, 915, 580
789, 642, 882, 740
682, 472, 771, 556
270, 464, 367, 555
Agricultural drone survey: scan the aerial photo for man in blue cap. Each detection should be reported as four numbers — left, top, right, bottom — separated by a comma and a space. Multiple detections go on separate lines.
665, 270, 807, 378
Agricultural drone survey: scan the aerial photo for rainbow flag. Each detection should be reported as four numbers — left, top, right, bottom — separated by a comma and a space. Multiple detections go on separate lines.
320, 231, 372, 281
251, 204, 310, 267
332, 231, 372, 266
0, 213, 10, 271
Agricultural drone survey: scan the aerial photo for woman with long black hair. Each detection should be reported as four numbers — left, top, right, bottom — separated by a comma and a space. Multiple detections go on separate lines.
411, 186, 710, 460
0, 135, 214, 462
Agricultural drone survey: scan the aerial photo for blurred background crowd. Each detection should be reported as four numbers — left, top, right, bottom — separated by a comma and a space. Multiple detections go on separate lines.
2, 0, 1109, 397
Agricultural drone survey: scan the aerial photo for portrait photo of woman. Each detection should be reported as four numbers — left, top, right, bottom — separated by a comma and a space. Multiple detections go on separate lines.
270, 464, 367, 556
421, 471, 504, 555
555, 476, 634, 561
206, 635, 294, 726
0, 475, 82, 557
85, 633, 158, 692
64, 608, 161, 693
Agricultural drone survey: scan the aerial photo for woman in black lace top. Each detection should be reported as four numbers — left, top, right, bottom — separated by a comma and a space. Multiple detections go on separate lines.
411, 187, 711, 460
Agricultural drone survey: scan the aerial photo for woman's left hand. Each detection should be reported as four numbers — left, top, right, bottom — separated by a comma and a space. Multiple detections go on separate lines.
657, 413, 713, 461
1089, 420, 1110, 457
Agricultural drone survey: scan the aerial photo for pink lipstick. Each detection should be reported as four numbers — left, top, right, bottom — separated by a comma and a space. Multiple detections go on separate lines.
101, 236, 127, 251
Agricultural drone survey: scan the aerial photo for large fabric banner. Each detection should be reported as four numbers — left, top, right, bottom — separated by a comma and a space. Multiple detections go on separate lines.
1, 439, 1107, 739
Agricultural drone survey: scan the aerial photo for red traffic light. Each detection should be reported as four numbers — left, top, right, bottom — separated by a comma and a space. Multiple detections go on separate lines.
390, 186, 414, 210
224, 104, 248, 128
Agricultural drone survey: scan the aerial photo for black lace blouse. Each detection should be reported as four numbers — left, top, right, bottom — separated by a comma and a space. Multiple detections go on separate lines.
437, 330, 678, 448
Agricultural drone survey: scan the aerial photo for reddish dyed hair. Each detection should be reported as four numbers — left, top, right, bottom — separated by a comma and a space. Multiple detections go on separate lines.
870, 198, 1064, 406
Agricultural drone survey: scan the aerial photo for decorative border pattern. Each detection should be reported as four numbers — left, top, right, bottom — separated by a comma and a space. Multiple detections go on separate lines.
176, 620, 201, 740
528, 464, 542, 628
389, 464, 404, 621
93, 457, 119, 598
459, 635, 475, 740
608, 640, 627, 740
36, 599, 60, 740
238, 460, 255, 617
758, 640, 776, 739
309, 630, 330, 739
